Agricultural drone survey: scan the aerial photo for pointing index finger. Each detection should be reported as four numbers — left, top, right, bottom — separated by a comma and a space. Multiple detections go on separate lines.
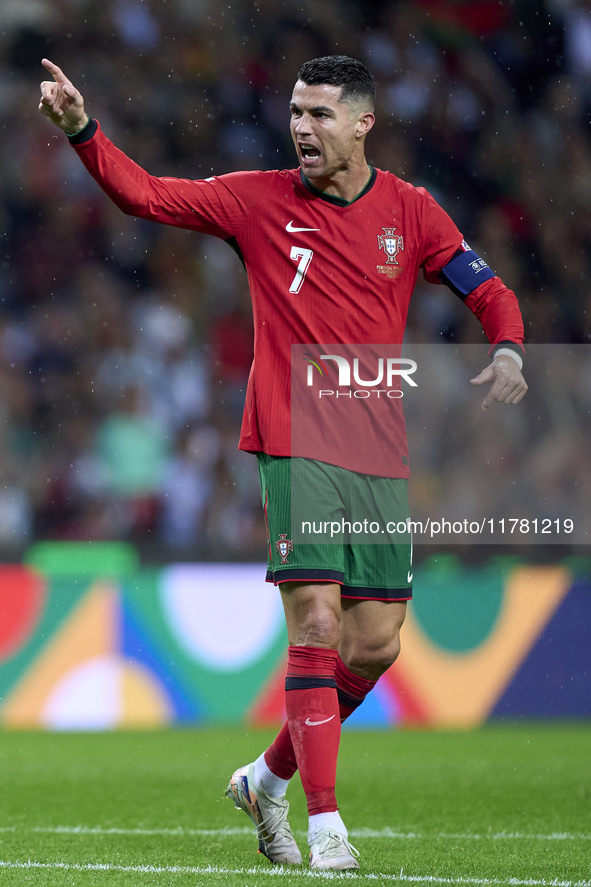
42, 58, 68, 84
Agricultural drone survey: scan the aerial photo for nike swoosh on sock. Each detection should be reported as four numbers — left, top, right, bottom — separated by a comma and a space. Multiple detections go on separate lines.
304, 715, 336, 727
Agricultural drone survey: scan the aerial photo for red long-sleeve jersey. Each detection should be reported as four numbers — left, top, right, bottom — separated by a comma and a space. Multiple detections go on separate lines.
70, 121, 524, 477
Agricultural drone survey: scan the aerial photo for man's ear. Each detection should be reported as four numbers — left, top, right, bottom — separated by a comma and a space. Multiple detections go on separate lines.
356, 111, 375, 139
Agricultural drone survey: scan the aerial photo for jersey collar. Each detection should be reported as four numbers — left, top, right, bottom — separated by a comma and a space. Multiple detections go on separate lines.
300, 167, 377, 207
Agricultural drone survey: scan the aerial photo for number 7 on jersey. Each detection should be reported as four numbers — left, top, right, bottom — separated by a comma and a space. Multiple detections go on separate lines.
289, 246, 313, 294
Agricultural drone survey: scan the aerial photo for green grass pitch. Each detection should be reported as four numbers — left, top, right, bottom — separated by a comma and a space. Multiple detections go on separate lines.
0, 725, 589, 886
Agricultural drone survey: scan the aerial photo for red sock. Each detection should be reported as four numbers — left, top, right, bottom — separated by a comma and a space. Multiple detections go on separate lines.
334, 655, 377, 721
282, 646, 340, 816
264, 722, 298, 780
264, 653, 376, 796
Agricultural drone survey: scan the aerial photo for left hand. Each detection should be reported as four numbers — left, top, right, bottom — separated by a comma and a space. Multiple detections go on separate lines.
470, 353, 528, 411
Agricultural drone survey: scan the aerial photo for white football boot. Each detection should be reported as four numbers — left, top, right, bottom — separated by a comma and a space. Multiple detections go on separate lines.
308, 827, 360, 871
226, 762, 302, 865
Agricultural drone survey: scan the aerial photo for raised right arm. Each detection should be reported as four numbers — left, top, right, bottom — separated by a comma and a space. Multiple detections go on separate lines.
39, 59, 249, 238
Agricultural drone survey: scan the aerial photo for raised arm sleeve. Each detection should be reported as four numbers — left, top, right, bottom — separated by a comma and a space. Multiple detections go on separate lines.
70, 119, 257, 240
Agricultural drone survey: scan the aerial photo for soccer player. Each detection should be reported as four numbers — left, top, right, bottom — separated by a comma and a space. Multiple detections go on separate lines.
39, 54, 527, 871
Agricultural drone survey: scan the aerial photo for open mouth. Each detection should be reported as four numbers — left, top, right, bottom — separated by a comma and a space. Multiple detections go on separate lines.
300, 144, 321, 160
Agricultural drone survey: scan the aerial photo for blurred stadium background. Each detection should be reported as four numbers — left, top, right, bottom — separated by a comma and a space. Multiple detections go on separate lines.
0, 0, 589, 730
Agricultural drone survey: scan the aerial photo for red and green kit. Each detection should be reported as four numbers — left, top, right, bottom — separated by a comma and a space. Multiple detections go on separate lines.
69, 119, 524, 597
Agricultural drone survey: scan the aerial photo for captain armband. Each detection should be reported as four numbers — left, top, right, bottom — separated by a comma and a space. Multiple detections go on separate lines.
439, 247, 495, 300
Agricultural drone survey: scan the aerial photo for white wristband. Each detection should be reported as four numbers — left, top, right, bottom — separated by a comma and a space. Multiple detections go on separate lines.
493, 348, 523, 370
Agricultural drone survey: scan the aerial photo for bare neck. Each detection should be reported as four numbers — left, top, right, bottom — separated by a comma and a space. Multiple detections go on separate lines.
308, 159, 372, 203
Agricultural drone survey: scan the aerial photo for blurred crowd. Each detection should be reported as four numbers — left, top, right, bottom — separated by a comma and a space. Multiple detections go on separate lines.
0, 0, 589, 560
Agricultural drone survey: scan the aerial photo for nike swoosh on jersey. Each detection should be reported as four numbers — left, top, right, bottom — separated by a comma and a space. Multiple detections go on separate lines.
407, 571, 413, 583
286, 220, 320, 232
304, 715, 336, 727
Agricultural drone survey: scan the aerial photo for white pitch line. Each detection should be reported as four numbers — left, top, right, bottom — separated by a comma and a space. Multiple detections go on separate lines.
0, 825, 252, 837
0, 826, 589, 842
350, 831, 591, 842
0, 860, 590, 887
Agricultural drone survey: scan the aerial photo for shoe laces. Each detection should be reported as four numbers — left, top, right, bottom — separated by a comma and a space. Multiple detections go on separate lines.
254, 795, 293, 843
311, 828, 360, 859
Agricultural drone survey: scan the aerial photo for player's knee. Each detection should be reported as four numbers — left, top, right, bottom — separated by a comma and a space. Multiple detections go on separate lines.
345, 633, 401, 680
280, 582, 342, 648
292, 609, 341, 649
369, 638, 402, 674
382, 634, 402, 669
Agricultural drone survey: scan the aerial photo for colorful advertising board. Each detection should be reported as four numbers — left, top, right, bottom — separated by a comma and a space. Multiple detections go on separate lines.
0, 546, 589, 730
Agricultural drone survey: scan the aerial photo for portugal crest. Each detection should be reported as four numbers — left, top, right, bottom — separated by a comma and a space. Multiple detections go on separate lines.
377, 227, 404, 264
276, 533, 293, 564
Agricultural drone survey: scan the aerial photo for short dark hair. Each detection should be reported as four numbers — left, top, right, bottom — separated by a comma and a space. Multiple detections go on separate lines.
297, 55, 375, 108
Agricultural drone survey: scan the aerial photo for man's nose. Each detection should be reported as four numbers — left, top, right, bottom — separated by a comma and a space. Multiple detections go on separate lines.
294, 113, 312, 133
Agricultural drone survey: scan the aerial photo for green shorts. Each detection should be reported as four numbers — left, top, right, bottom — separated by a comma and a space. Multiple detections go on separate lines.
258, 454, 413, 601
